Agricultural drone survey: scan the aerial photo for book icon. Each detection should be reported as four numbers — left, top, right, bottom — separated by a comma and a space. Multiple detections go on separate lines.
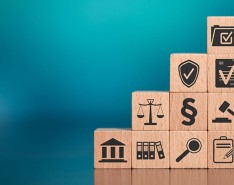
156, 141, 166, 159
143, 142, 149, 159
149, 142, 155, 159
136, 141, 165, 160
213, 136, 234, 163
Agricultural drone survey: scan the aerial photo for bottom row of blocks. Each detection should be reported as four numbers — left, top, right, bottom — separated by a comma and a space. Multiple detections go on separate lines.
94, 129, 234, 168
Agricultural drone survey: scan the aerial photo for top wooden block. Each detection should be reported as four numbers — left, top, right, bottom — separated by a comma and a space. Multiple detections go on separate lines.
208, 17, 234, 54
170, 54, 207, 92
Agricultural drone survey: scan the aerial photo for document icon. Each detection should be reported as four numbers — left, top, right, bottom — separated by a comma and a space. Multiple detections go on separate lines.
211, 25, 234, 46
213, 136, 234, 163
215, 59, 234, 88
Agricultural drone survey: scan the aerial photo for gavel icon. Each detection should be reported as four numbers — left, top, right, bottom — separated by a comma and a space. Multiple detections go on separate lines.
219, 101, 234, 116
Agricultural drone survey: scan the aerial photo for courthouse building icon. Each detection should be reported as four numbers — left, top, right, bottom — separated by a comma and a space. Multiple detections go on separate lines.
99, 138, 127, 163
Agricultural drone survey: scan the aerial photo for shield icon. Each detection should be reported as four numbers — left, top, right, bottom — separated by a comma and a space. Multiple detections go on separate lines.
178, 60, 199, 88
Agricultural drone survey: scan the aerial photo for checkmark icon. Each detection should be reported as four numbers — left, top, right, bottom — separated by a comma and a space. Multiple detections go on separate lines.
178, 60, 199, 88
221, 32, 233, 44
219, 66, 234, 85
183, 68, 195, 80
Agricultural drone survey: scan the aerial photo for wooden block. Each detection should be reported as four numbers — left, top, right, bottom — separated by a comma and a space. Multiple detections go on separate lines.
132, 169, 169, 185
170, 131, 207, 168
170, 54, 207, 92
170, 169, 207, 185
208, 54, 234, 92
94, 128, 131, 168
208, 131, 234, 168
208, 93, 234, 131
170, 93, 207, 131
94, 169, 131, 185
208, 17, 234, 54
132, 91, 169, 131
132, 131, 169, 168
208, 169, 234, 185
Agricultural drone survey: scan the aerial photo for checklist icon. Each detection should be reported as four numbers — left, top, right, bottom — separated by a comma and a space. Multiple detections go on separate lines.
215, 59, 234, 87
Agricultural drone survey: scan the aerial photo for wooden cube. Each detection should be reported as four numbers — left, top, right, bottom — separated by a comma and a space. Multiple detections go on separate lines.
94, 129, 131, 168
170, 131, 207, 168
132, 169, 169, 185
132, 91, 169, 131
208, 131, 234, 168
208, 17, 234, 54
170, 93, 207, 131
132, 131, 169, 168
170, 54, 207, 92
94, 169, 131, 185
208, 169, 234, 185
170, 169, 207, 185
208, 54, 234, 92
208, 93, 234, 131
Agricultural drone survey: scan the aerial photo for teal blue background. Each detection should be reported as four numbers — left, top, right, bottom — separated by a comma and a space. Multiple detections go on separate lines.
0, 0, 233, 184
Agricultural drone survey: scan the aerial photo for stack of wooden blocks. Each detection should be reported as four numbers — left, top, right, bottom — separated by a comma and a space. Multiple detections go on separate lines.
94, 17, 234, 169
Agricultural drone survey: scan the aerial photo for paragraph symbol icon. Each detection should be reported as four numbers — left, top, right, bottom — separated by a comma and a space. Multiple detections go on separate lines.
181, 98, 197, 126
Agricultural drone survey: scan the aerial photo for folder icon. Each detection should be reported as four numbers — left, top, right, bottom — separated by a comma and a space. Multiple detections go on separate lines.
137, 142, 143, 159
149, 142, 155, 159
136, 141, 165, 160
156, 141, 165, 159
211, 25, 234, 46
213, 136, 234, 163
143, 142, 149, 159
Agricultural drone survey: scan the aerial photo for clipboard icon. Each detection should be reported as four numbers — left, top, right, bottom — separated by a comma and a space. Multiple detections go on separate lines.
213, 136, 234, 163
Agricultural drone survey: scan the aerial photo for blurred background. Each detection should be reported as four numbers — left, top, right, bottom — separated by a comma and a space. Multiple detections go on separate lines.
0, 0, 233, 184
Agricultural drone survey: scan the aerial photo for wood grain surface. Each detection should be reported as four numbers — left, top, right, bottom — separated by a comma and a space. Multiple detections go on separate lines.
94, 128, 131, 168
170, 131, 207, 168
170, 93, 207, 131
170, 54, 207, 92
208, 93, 234, 130
208, 17, 234, 54
208, 131, 234, 168
132, 131, 169, 168
132, 91, 169, 131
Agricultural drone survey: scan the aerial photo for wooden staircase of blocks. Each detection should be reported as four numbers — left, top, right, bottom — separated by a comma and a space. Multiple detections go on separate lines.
94, 16, 234, 169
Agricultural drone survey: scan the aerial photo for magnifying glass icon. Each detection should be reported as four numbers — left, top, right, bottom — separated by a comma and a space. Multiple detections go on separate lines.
176, 138, 202, 162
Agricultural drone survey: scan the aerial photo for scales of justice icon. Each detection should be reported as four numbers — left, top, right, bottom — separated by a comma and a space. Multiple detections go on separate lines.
137, 99, 164, 125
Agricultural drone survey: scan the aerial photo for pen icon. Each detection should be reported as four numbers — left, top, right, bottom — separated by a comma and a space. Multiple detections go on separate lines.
224, 147, 234, 159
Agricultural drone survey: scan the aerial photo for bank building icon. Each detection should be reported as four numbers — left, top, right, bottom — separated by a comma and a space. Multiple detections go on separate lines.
99, 138, 127, 163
